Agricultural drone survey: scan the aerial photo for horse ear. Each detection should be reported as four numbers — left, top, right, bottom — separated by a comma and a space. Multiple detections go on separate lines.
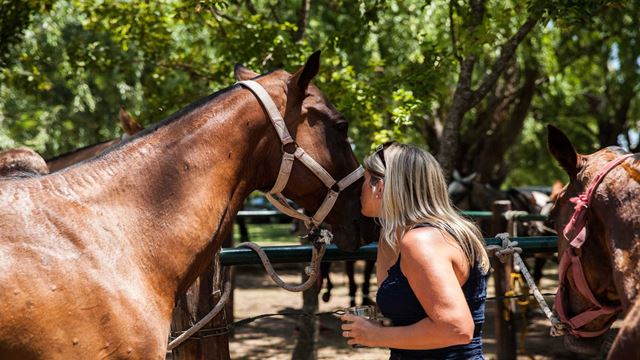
462, 172, 477, 183
547, 124, 579, 178
550, 179, 564, 201
452, 169, 462, 181
289, 50, 321, 94
234, 64, 259, 81
119, 107, 143, 135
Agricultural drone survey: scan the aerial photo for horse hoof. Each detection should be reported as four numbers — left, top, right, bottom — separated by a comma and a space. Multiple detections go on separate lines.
321, 292, 331, 302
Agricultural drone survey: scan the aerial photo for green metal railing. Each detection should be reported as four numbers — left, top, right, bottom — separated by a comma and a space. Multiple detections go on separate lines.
220, 236, 557, 266
237, 210, 548, 222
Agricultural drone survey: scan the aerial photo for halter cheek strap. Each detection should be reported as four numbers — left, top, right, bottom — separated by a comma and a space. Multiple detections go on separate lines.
237, 80, 364, 228
555, 153, 634, 337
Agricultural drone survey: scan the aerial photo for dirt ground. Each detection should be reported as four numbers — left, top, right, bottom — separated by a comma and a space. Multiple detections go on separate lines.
225, 258, 614, 360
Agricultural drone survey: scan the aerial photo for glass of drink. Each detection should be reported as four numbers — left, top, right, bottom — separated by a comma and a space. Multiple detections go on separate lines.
346, 305, 376, 348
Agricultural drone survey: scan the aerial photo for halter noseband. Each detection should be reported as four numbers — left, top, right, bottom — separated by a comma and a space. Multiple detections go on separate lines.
555, 153, 634, 337
237, 80, 364, 230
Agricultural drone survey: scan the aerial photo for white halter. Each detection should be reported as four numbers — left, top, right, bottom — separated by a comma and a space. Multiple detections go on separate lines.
237, 80, 364, 229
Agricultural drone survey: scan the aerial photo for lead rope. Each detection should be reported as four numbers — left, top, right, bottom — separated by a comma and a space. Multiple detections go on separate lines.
167, 281, 232, 351
486, 233, 568, 337
236, 228, 332, 292
168, 228, 332, 351
167, 229, 332, 352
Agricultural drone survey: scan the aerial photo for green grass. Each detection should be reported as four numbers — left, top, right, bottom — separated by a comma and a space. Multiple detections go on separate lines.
233, 223, 300, 244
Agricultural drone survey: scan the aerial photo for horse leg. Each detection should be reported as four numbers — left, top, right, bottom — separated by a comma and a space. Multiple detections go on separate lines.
346, 260, 357, 307
236, 216, 249, 242
607, 298, 640, 360
533, 255, 546, 286
361, 259, 376, 306
320, 261, 332, 303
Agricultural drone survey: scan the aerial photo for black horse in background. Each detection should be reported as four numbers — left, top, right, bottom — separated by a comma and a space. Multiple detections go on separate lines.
319, 259, 376, 307
448, 170, 557, 285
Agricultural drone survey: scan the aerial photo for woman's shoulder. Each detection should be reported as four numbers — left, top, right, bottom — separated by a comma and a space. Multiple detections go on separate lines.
400, 226, 449, 258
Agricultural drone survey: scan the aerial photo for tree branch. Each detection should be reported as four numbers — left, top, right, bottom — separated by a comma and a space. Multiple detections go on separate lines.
469, 15, 540, 107
244, 0, 257, 15
208, 6, 228, 38
294, 0, 311, 43
269, 3, 282, 23
158, 61, 219, 82
449, 0, 462, 63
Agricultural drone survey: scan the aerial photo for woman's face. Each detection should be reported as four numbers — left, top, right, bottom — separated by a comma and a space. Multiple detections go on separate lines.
361, 170, 383, 218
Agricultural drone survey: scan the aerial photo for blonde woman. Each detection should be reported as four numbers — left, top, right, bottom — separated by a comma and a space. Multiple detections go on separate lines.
341, 142, 489, 359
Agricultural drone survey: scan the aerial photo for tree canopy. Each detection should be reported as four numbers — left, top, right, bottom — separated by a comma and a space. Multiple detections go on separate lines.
1, 0, 637, 188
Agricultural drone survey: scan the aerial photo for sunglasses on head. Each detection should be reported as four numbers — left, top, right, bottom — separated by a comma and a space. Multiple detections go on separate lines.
374, 141, 396, 168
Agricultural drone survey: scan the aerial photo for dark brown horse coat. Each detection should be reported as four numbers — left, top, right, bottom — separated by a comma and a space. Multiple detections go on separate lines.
548, 125, 640, 358
0, 53, 374, 359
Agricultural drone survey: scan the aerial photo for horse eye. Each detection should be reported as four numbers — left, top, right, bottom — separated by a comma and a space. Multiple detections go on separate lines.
334, 122, 348, 132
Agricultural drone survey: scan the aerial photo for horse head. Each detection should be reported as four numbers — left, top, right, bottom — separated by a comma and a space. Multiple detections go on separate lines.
0, 147, 49, 177
234, 51, 377, 251
547, 124, 637, 355
448, 170, 477, 207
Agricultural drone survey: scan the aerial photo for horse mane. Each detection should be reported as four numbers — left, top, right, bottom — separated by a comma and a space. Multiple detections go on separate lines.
45, 139, 114, 163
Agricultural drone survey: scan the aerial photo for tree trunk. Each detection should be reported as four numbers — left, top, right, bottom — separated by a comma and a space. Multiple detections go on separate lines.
294, 0, 311, 42
291, 270, 320, 360
475, 66, 538, 184
438, 0, 539, 181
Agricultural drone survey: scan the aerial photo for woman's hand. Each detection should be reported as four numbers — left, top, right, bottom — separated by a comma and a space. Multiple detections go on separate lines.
340, 314, 383, 347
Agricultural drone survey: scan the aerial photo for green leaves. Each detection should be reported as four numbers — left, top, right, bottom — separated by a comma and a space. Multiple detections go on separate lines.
0, 0, 636, 187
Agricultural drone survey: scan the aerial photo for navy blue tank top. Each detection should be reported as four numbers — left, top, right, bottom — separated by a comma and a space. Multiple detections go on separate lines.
376, 232, 488, 359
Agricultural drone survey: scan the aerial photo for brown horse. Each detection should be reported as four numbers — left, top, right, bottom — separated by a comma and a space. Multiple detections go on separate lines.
0, 147, 49, 177
547, 124, 639, 358
45, 107, 143, 172
0, 52, 375, 359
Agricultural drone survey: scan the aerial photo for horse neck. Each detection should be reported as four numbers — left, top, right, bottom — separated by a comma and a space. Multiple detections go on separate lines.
47, 88, 278, 304
592, 169, 640, 309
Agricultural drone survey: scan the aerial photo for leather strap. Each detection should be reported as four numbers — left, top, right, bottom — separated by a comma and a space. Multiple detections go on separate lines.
237, 80, 363, 228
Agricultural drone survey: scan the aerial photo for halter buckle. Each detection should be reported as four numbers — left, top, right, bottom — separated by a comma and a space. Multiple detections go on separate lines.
282, 141, 297, 154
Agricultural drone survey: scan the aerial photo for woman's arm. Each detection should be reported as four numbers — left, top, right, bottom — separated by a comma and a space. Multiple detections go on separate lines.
342, 227, 475, 349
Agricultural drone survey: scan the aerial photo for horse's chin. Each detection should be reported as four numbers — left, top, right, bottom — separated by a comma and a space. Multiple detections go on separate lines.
331, 216, 378, 252
563, 334, 606, 356
332, 225, 359, 252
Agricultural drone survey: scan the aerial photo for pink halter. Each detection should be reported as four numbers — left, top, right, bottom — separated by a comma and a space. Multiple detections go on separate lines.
555, 153, 634, 337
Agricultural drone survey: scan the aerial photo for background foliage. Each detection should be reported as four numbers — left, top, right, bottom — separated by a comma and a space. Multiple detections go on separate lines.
1, 0, 637, 188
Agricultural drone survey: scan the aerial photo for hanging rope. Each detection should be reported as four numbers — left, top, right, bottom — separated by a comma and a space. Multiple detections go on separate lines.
486, 233, 568, 337
236, 227, 332, 292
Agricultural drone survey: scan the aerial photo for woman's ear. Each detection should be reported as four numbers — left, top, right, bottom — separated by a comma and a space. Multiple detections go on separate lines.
375, 179, 384, 198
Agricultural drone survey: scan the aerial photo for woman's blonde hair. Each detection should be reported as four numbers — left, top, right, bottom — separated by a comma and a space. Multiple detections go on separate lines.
364, 143, 489, 274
